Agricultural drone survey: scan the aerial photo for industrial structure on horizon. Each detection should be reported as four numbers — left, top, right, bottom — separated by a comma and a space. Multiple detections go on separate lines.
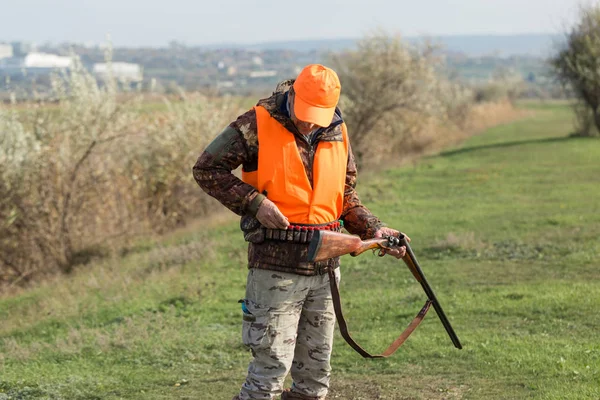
0, 42, 142, 83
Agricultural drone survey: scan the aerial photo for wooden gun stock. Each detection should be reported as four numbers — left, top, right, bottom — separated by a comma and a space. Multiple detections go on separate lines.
307, 231, 389, 262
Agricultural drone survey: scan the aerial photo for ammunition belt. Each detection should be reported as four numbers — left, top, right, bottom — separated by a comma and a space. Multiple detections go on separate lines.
264, 221, 342, 243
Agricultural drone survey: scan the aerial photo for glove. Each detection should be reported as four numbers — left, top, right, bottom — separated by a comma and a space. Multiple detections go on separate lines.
256, 198, 290, 229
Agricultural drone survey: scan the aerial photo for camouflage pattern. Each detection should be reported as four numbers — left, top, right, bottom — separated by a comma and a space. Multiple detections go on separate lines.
192, 80, 384, 275
237, 268, 338, 400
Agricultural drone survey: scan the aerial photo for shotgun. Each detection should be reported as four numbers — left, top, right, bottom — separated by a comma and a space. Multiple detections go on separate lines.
307, 230, 462, 354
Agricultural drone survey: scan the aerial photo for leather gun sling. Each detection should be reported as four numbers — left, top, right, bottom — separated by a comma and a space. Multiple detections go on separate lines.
327, 267, 432, 358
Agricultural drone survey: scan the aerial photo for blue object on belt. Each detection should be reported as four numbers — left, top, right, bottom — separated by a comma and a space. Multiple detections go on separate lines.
241, 301, 251, 315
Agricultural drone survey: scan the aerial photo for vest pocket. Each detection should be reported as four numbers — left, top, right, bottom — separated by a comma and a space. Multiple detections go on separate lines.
241, 299, 271, 350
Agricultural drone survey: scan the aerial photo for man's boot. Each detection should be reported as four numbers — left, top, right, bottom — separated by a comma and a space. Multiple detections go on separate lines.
281, 388, 324, 400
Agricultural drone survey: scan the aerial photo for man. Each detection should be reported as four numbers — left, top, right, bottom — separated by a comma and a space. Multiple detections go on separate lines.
193, 64, 407, 400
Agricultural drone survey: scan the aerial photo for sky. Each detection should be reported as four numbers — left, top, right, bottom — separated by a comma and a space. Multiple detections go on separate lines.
1, 0, 581, 47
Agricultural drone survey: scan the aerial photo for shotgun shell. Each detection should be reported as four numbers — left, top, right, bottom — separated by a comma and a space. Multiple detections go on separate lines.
300, 227, 308, 243
293, 226, 301, 243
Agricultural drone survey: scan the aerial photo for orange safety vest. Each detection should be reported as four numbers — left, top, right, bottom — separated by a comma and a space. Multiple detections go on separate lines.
242, 105, 348, 224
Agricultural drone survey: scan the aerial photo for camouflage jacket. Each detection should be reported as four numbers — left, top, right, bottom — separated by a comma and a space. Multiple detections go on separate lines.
192, 80, 383, 275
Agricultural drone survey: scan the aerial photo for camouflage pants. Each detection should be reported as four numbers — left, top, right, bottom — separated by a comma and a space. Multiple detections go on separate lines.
236, 268, 340, 400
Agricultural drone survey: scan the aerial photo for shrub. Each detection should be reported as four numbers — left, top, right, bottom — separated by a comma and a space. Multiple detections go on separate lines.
328, 32, 474, 166
0, 56, 143, 283
0, 55, 242, 286
126, 92, 242, 232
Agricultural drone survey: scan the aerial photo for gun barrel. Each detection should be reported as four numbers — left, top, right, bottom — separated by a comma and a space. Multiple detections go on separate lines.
400, 236, 463, 349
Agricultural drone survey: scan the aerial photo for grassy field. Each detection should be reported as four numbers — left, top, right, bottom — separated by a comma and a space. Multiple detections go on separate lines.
1, 102, 599, 399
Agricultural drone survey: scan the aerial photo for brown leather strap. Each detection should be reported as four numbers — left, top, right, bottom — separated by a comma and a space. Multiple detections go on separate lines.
328, 268, 431, 358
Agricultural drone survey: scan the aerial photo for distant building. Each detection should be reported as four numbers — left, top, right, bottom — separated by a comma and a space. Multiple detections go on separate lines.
0, 44, 13, 60
0, 56, 23, 75
93, 62, 143, 82
0, 52, 72, 77
11, 42, 34, 57
252, 56, 264, 66
24, 52, 72, 68
216, 80, 234, 89
249, 70, 277, 78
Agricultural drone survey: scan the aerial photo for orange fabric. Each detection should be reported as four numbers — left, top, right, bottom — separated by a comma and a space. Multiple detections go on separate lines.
242, 170, 258, 189
292, 64, 341, 127
242, 105, 348, 224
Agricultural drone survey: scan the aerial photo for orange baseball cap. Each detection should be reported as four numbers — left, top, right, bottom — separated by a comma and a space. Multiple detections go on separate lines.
293, 64, 341, 127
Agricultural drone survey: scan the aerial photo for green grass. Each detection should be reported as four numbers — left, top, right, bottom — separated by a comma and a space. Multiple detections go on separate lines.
1, 103, 599, 399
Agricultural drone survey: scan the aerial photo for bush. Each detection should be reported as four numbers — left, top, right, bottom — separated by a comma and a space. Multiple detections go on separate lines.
473, 68, 526, 104
328, 32, 474, 166
474, 82, 509, 103
0, 55, 242, 286
0, 56, 141, 283
126, 92, 242, 232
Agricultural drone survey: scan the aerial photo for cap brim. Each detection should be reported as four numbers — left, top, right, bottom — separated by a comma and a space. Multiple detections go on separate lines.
293, 95, 335, 127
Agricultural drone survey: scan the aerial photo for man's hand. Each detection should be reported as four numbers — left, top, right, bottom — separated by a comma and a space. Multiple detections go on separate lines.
256, 198, 290, 229
374, 227, 411, 259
